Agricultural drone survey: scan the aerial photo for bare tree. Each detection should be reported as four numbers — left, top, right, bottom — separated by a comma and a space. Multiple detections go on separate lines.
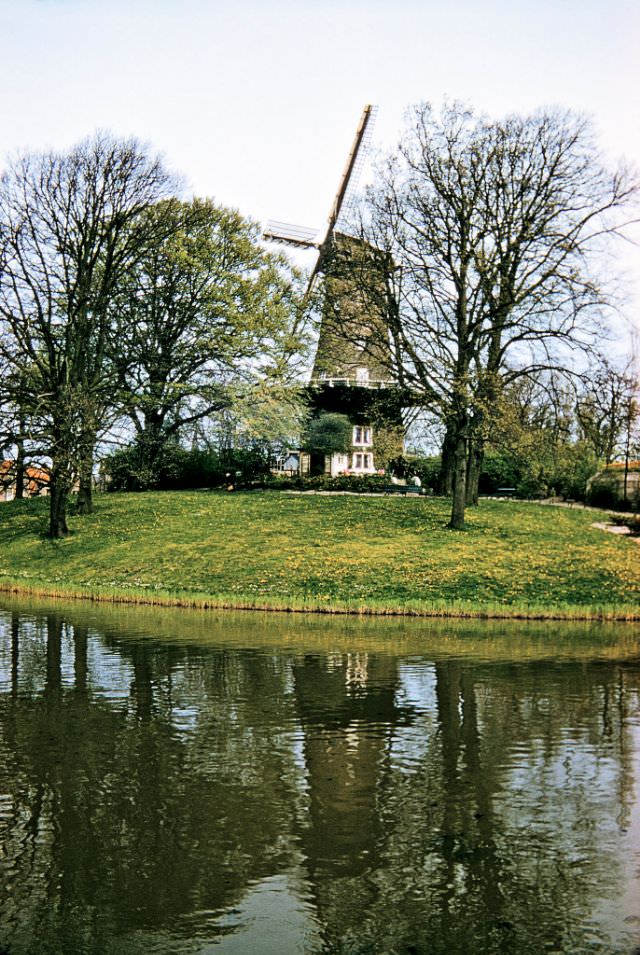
576, 355, 639, 465
0, 365, 46, 499
359, 102, 638, 527
0, 133, 176, 535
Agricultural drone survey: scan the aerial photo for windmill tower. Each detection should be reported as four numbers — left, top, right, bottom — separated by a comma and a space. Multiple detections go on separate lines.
264, 106, 405, 477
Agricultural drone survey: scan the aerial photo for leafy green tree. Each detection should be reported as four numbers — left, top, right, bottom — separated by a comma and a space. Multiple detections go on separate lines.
303, 413, 352, 457
482, 376, 600, 499
103, 440, 272, 491
109, 198, 307, 485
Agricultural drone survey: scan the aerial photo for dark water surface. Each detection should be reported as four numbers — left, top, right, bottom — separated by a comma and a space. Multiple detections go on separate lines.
1, 598, 640, 955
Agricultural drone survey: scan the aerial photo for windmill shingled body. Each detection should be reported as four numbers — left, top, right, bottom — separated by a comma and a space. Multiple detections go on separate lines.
305, 231, 405, 476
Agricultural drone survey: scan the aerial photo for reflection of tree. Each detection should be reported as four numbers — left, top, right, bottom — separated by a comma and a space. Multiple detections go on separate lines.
10, 612, 19, 700
0, 608, 639, 955
337, 659, 639, 955
72, 625, 88, 695
0, 615, 305, 954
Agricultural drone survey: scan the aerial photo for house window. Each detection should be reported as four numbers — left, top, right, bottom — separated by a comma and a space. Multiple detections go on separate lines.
355, 367, 369, 385
352, 452, 373, 471
353, 425, 372, 446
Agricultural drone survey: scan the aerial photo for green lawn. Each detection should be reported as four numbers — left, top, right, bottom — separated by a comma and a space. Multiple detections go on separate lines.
0, 491, 639, 618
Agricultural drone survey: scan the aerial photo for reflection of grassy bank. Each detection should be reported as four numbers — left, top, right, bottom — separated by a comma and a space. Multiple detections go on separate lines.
1, 492, 639, 620
3, 594, 640, 660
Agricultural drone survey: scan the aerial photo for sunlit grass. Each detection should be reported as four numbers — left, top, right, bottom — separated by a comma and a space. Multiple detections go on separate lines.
0, 491, 638, 619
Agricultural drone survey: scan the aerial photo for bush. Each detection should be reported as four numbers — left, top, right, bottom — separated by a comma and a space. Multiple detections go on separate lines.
478, 444, 599, 501
586, 484, 625, 510
302, 413, 352, 456
103, 443, 271, 491
479, 452, 525, 495
393, 455, 441, 490
256, 474, 389, 493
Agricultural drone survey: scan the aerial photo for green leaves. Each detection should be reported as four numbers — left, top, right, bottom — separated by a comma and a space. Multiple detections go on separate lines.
302, 413, 353, 456
110, 197, 308, 483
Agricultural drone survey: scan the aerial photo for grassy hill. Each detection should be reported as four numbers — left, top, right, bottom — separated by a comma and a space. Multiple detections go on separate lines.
0, 491, 639, 619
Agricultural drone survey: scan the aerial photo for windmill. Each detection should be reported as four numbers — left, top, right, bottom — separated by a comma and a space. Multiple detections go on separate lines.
264, 106, 405, 478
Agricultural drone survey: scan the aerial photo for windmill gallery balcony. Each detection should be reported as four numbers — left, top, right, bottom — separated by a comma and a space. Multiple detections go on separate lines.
309, 375, 395, 390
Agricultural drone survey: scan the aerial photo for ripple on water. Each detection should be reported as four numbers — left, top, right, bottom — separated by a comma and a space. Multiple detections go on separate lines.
0, 604, 640, 955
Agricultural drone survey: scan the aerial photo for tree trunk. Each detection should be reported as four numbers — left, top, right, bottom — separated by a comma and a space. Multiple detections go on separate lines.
48, 464, 71, 538
449, 432, 468, 529
622, 407, 632, 505
76, 424, 96, 514
76, 452, 94, 515
466, 439, 484, 505
138, 418, 167, 489
76, 473, 93, 514
14, 434, 25, 500
438, 423, 456, 495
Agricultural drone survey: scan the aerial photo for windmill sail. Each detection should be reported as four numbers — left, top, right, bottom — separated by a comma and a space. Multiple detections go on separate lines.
263, 104, 377, 262
307, 105, 378, 293
328, 104, 378, 236
262, 220, 320, 248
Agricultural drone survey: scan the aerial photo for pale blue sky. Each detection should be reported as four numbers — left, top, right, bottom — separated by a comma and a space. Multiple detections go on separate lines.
2, 0, 639, 336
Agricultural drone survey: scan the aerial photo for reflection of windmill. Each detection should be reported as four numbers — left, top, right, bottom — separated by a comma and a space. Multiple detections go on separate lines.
264, 106, 404, 478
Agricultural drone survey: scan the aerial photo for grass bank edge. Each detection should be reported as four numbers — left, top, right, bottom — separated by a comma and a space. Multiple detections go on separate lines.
1, 577, 639, 622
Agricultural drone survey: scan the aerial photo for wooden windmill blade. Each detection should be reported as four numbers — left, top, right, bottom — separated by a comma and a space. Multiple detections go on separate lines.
305, 105, 378, 296
262, 105, 378, 297
326, 104, 377, 237
262, 220, 321, 249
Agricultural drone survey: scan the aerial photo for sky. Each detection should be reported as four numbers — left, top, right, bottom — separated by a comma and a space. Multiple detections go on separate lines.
1, 0, 639, 343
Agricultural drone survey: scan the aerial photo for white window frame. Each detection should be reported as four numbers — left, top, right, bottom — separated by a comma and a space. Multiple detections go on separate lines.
351, 452, 373, 472
353, 425, 372, 447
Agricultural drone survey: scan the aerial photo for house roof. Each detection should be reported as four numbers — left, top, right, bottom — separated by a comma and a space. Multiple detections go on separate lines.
0, 460, 50, 485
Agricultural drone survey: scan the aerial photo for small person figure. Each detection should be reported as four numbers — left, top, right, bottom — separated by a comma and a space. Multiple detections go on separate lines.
225, 472, 234, 492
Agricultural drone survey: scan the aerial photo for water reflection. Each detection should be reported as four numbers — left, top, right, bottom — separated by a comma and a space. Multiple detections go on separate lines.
0, 599, 639, 954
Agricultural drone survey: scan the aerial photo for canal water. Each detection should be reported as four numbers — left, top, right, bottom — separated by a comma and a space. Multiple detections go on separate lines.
1, 598, 640, 955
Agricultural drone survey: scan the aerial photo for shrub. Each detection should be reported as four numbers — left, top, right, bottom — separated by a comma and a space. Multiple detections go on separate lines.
399, 455, 441, 490
103, 443, 271, 491
256, 473, 389, 493
302, 413, 352, 456
479, 452, 525, 495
